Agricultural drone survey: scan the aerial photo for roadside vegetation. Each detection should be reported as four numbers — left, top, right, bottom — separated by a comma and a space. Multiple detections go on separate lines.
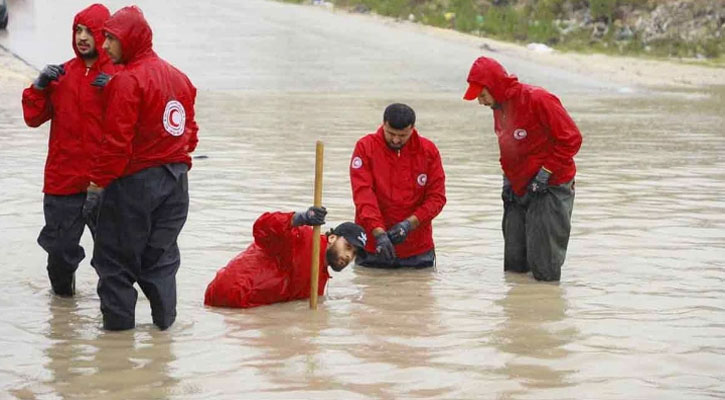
282, 0, 725, 63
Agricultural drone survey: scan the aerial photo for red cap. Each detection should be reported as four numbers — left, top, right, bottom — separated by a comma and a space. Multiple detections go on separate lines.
463, 82, 484, 100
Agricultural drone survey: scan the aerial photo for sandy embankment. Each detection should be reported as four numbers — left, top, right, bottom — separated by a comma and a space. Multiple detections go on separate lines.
473, 37, 725, 89
330, 8, 725, 90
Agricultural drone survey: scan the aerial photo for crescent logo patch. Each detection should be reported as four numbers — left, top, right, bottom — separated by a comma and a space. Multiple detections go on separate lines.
163, 100, 186, 137
417, 173, 427, 186
351, 156, 363, 169
513, 129, 527, 140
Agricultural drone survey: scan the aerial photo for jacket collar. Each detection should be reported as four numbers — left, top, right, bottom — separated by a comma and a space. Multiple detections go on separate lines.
374, 125, 421, 154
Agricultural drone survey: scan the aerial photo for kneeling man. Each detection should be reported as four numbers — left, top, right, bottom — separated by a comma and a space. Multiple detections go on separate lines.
204, 207, 366, 308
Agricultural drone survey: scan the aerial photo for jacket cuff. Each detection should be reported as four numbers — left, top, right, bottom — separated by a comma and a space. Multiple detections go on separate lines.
363, 219, 385, 234
542, 161, 559, 177
412, 211, 428, 226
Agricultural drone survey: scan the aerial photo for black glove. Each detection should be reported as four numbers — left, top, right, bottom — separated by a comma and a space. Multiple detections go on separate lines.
502, 175, 514, 203
34, 64, 65, 89
83, 187, 103, 234
91, 72, 111, 87
386, 220, 412, 245
374, 232, 396, 262
292, 206, 327, 226
527, 168, 551, 194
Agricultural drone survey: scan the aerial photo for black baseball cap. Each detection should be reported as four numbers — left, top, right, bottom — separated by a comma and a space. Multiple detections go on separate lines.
332, 222, 367, 252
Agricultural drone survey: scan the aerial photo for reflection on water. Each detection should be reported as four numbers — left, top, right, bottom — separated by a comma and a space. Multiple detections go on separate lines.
1, 0, 724, 398
346, 268, 441, 399
41, 297, 178, 400
492, 274, 577, 397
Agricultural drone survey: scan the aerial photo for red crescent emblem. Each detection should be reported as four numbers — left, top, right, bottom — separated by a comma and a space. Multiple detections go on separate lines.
163, 100, 186, 136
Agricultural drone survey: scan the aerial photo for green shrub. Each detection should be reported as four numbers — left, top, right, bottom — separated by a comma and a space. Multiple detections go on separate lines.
590, 0, 617, 23
480, 6, 521, 37
700, 38, 722, 59
450, 0, 478, 32
276, 0, 723, 62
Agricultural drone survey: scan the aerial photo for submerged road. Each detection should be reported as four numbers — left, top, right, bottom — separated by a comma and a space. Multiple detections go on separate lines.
1, 1, 724, 399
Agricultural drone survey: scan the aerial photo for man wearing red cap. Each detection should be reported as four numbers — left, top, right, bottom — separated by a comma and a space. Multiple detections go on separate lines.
21, 4, 118, 297
87, 6, 199, 330
204, 207, 367, 308
463, 56, 582, 281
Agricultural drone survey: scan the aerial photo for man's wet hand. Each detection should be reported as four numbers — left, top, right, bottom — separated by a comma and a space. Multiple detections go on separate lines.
374, 232, 396, 262
83, 184, 103, 232
386, 220, 412, 245
34, 64, 65, 89
502, 174, 514, 203
292, 206, 327, 226
91, 72, 112, 87
527, 168, 551, 195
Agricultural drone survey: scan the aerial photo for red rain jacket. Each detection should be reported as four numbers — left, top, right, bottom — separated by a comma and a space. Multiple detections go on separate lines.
21, 4, 118, 195
350, 127, 446, 258
90, 6, 199, 187
204, 212, 331, 308
466, 57, 582, 196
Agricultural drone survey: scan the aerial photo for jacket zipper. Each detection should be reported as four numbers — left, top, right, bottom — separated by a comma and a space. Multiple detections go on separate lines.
391, 149, 401, 200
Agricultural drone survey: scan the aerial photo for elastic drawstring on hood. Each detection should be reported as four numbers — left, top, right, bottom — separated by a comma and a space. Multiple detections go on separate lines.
103, 5, 154, 64
464, 56, 520, 103
72, 3, 111, 63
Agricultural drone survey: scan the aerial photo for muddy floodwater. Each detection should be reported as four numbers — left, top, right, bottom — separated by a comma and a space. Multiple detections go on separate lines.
1, 1, 724, 399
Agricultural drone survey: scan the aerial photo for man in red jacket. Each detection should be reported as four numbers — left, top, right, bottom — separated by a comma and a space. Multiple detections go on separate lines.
87, 6, 199, 330
204, 207, 366, 308
463, 56, 582, 281
350, 103, 446, 268
21, 4, 117, 297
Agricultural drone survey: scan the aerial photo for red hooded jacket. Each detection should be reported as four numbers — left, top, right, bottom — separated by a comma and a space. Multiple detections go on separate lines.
350, 127, 446, 258
466, 57, 582, 196
90, 6, 198, 187
21, 4, 118, 195
204, 212, 331, 308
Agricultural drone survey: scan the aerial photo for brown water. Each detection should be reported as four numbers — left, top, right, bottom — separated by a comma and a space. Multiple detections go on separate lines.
1, 1, 724, 399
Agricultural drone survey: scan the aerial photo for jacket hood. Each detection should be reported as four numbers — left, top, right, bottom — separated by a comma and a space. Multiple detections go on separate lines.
103, 5, 153, 64
72, 3, 111, 63
466, 56, 520, 103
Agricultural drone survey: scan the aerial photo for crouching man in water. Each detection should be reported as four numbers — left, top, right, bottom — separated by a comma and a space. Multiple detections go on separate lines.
204, 207, 367, 308
349, 103, 446, 269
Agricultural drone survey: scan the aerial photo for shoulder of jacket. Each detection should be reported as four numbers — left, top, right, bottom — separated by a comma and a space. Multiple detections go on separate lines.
356, 133, 378, 147
154, 59, 195, 89
100, 59, 122, 73
417, 135, 440, 154
526, 85, 559, 104
107, 70, 142, 91
111, 69, 137, 81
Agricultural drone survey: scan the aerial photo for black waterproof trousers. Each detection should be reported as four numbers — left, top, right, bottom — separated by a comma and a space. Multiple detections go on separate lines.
92, 164, 189, 331
37, 193, 89, 296
502, 180, 575, 281
356, 248, 436, 269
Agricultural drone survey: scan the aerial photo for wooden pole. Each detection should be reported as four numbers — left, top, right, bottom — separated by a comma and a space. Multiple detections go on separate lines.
309, 141, 324, 310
